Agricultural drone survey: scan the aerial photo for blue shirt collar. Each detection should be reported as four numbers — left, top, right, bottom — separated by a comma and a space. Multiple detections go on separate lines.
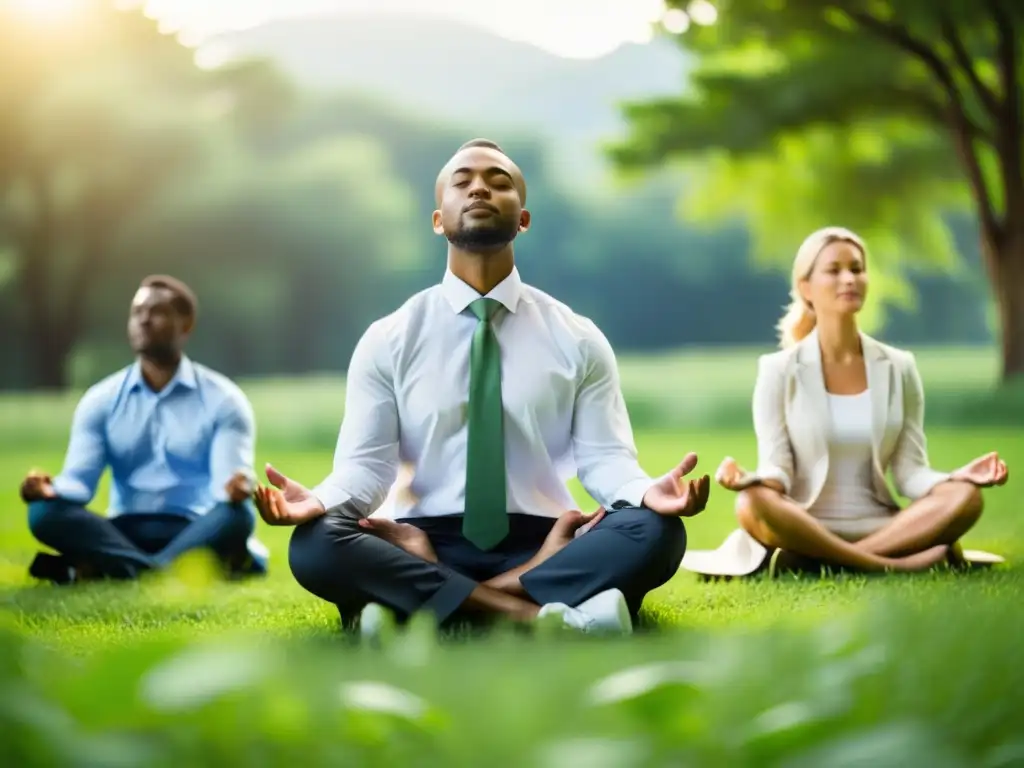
127, 355, 197, 393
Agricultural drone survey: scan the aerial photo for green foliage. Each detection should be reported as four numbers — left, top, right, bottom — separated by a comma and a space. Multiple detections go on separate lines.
607, 0, 1022, 335
0, 591, 1023, 766
654, 122, 968, 331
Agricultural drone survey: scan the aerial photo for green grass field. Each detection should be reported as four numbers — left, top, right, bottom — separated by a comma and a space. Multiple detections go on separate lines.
1, 346, 1021, 765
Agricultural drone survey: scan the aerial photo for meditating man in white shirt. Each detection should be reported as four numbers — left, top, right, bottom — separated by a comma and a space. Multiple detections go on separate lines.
253, 138, 710, 637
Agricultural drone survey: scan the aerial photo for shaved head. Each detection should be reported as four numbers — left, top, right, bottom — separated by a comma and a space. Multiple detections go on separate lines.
432, 138, 530, 253
434, 138, 527, 207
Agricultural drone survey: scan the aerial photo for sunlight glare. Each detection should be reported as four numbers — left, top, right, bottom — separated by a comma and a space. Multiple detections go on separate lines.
662, 9, 690, 34
11, 0, 689, 60
4, 0, 83, 22
194, 41, 234, 70
688, 0, 718, 26
626, 23, 655, 45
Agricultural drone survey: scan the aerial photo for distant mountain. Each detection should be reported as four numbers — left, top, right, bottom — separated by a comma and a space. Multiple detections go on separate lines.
206, 13, 691, 172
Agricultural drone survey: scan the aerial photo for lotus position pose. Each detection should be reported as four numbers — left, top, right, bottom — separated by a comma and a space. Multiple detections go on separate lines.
691, 227, 1008, 577
20, 276, 269, 584
254, 138, 710, 636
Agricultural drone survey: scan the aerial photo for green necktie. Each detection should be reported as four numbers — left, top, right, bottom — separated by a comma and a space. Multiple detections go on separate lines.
463, 297, 508, 550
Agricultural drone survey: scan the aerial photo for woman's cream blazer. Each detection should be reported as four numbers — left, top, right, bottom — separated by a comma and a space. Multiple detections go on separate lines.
751, 329, 950, 509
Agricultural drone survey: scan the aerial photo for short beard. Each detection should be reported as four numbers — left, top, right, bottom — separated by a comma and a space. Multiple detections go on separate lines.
139, 343, 180, 366
446, 220, 519, 251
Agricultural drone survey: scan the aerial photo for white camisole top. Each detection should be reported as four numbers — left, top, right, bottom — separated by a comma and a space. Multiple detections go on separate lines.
808, 390, 895, 540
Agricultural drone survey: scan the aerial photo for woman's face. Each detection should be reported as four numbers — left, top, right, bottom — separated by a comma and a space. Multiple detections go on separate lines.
799, 239, 867, 319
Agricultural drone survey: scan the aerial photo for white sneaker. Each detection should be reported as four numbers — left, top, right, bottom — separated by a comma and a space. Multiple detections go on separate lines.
537, 588, 633, 635
359, 602, 394, 642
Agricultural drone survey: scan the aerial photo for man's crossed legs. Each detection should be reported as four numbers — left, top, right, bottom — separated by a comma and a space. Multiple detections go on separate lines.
288, 504, 687, 636
27, 499, 268, 583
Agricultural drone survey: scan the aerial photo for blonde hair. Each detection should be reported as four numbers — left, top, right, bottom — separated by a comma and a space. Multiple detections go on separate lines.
776, 226, 867, 348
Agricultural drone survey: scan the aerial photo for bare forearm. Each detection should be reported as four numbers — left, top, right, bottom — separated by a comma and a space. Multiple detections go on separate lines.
757, 479, 786, 495
482, 549, 552, 596
483, 509, 604, 595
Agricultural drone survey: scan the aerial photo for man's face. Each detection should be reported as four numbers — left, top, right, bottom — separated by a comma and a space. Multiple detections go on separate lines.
433, 147, 529, 251
127, 286, 190, 360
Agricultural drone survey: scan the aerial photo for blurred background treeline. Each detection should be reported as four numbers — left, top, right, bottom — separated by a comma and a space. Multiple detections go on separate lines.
0, 0, 1002, 394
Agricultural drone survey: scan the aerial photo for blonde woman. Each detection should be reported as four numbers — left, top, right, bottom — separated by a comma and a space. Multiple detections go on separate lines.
685, 227, 1008, 577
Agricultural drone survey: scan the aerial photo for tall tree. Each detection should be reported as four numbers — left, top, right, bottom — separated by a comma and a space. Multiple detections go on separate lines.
608, 0, 1024, 382
0, 2, 256, 388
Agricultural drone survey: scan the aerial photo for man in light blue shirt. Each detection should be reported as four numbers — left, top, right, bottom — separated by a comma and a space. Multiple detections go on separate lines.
20, 275, 268, 584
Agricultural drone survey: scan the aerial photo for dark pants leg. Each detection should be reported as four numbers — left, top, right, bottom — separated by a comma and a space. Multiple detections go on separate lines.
288, 504, 685, 627
147, 502, 257, 570
28, 499, 260, 581
519, 506, 687, 619
28, 499, 156, 579
288, 505, 480, 627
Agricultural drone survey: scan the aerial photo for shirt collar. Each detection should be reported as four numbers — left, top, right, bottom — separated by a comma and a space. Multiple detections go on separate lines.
127, 355, 197, 393
441, 266, 523, 315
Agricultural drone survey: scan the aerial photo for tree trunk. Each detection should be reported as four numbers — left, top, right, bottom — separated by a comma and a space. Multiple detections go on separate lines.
17, 172, 77, 390
16, 174, 120, 390
992, 239, 1024, 383
983, 223, 1024, 384
28, 330, 74, 391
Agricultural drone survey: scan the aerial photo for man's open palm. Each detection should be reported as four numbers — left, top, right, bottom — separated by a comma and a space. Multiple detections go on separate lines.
253, 464, 324, 526
641, 452, 710, 517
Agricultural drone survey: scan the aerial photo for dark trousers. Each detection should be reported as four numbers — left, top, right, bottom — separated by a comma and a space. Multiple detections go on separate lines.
288, 504, 687, 627
27, 499, 265, 580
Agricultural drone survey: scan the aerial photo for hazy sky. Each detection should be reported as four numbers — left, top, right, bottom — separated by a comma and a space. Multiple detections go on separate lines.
132, 0, 674, 59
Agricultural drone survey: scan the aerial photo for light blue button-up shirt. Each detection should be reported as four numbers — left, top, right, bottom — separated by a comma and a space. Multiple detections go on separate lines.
51, 356, 256, 518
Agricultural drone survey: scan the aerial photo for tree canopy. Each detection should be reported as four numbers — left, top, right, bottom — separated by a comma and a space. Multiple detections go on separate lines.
608, 0, 1024, 380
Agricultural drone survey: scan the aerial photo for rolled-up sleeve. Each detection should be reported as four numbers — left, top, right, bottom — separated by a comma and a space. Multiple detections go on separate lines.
51, 386, 109, 504
751, 354, 794, 494
891, 351, 950, 500
571, 321, 653, 508
209, 389, 256, 501
312, 320, 400, 516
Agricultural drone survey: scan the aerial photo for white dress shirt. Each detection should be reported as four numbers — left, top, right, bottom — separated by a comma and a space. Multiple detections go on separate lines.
312, 266, 654, 520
